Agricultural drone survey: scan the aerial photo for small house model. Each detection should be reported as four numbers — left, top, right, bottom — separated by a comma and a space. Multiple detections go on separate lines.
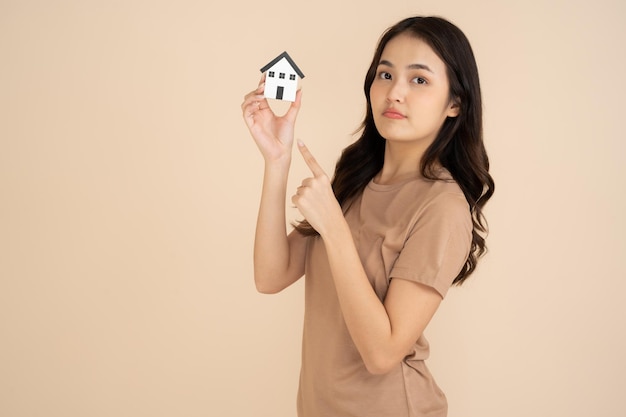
260, 51, 305, 102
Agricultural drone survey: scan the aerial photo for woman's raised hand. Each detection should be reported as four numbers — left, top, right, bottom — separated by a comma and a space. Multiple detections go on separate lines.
291, 141, 344, 237
241, 75, 302, 163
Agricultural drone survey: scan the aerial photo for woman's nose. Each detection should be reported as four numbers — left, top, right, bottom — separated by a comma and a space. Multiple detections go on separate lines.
386, 80, 406, 103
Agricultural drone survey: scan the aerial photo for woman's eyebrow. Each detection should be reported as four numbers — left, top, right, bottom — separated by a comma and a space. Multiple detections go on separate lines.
378, 59, 433, 73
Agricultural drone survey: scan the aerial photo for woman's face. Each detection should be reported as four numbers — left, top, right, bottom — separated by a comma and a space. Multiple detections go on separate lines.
369, 33, 459, 147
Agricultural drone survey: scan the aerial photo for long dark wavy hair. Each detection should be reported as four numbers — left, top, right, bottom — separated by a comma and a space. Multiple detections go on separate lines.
295, 16, 494, 285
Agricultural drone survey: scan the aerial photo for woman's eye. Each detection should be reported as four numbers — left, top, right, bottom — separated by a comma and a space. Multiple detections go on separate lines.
412, 77, 427, 85
378, 71, 392, 80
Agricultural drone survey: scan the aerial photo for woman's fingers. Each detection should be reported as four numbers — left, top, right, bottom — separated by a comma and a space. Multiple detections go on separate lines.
284, 89, 302, 121
241, 92, 264, 110
242, 98, 262, 121
297, 140, 326, 178
241, 80, 266, 107
241, 85, 269, 122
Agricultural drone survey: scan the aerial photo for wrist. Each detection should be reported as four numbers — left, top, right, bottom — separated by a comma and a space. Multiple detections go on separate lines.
263, 157, 292, 186
265, 155, 291, 171
319, 211, 350, 244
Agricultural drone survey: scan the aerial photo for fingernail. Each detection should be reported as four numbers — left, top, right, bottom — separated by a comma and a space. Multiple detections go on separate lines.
297, 140, 304, 147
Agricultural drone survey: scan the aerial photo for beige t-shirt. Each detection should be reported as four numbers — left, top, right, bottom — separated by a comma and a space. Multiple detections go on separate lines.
297, 171, 472, 417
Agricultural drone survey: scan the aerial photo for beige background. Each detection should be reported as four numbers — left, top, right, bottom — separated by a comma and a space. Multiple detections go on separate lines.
1, 0, 625, 416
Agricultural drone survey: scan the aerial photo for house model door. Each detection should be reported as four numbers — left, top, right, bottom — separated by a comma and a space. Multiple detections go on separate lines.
276, 86, 284, 100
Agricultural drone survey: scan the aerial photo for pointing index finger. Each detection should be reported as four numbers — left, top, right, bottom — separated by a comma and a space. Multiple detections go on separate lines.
297, 140, 326, 178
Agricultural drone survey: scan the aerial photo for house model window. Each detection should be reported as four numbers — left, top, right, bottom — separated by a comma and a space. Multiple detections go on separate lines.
260, 51, 305, 102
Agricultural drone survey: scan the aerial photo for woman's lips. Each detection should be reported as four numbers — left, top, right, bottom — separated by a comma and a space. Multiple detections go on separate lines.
382, 109, 406, 119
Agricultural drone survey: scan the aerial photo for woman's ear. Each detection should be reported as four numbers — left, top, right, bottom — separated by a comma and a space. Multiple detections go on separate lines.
447, 97, 461, 118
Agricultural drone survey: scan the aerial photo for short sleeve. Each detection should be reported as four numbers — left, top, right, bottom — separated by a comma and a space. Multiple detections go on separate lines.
389, 192, 473, 298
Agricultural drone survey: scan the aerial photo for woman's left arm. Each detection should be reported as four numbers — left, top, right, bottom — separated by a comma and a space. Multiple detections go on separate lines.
292, 142, 444, 375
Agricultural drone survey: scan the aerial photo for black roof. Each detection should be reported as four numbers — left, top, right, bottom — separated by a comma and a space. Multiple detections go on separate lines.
260, 51, 305, 79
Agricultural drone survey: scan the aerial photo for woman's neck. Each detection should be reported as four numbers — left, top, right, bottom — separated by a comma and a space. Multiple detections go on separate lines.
374, 140, 431, 185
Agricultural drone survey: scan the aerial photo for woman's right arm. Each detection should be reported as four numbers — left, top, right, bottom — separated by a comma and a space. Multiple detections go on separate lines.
241, 78, 306, 293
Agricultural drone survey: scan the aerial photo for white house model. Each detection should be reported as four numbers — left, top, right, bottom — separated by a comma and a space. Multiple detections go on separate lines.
260, 51, 305, 102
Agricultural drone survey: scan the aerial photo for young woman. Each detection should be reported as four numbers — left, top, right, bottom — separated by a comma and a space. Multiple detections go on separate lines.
241, 16, 494, 417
